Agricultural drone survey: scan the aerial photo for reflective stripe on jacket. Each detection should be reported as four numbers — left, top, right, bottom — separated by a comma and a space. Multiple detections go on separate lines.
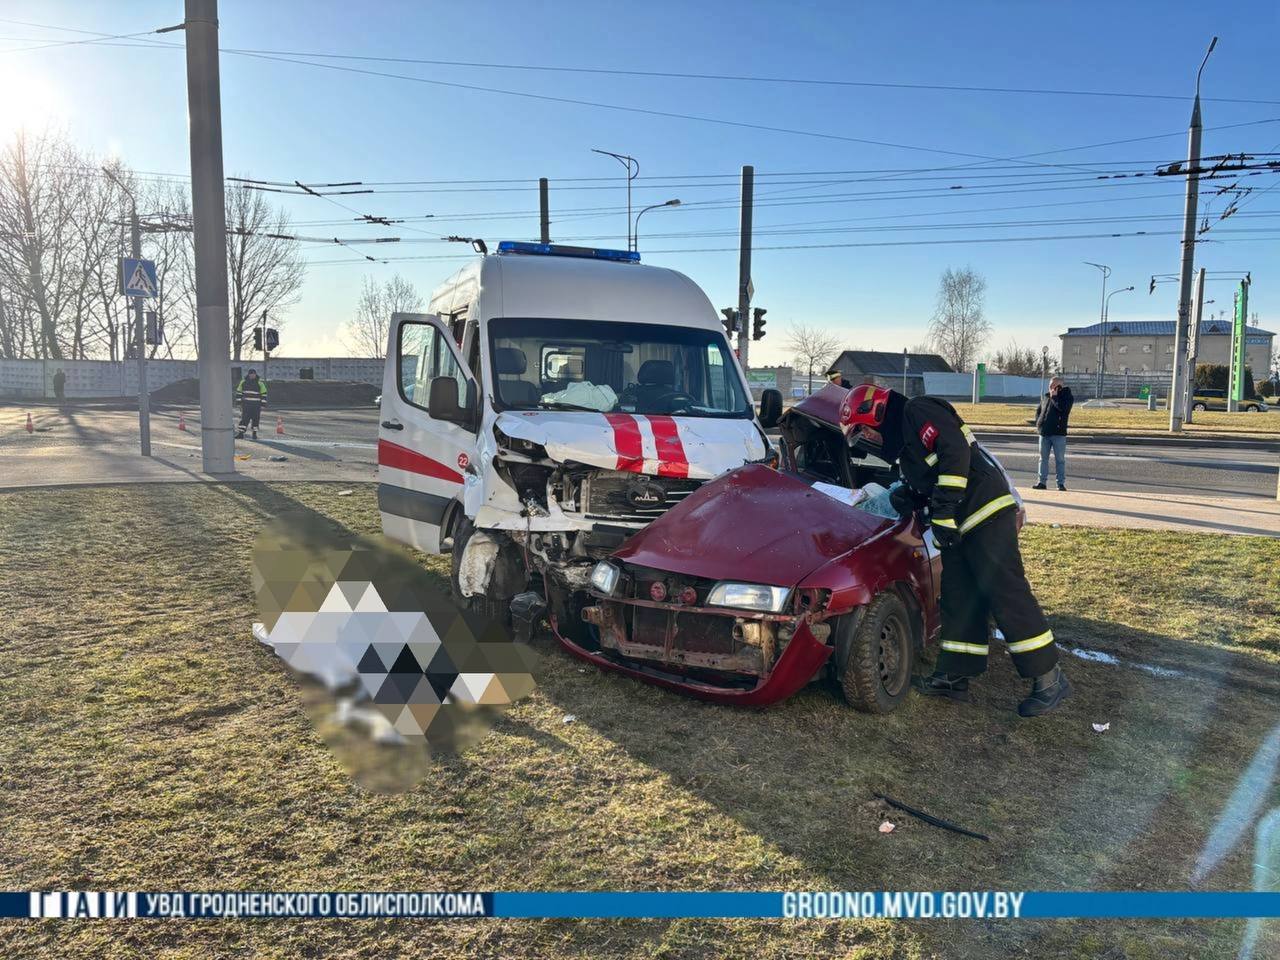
236, 378, 267, 403
898, 395, 1016, 535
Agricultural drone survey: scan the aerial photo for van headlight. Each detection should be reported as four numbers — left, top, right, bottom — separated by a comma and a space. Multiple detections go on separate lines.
590, 561, 622, 596
706, 582, 791, 613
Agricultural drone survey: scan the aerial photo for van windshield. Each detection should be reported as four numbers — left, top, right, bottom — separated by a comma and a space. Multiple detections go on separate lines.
489, 317, 752, 418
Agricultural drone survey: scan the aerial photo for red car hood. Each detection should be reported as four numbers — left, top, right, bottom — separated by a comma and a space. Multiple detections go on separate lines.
612, 463, 892, 587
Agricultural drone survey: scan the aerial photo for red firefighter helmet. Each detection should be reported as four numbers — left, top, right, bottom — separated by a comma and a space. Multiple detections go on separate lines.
838, 383, 892, 435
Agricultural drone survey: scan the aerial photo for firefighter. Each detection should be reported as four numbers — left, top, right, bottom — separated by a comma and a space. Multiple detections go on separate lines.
839, 383, 1072, 717
235, 369, 267, 439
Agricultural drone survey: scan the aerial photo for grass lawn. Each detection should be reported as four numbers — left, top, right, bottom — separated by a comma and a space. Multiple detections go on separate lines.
2, 482, 1279, 959
953, 401, 1280, 436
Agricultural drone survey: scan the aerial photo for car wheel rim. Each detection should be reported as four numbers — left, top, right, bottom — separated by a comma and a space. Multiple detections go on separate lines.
877, 614, 910, 696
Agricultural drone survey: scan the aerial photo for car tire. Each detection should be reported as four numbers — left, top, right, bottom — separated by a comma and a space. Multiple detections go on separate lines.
449, 516, 513, 625
836, 592, 916, 714
1192, 402, 1207, 411
1245, 405, 1259, 413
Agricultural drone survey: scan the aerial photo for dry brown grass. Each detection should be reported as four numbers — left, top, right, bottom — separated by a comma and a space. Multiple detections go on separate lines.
1, 482, 1278, 959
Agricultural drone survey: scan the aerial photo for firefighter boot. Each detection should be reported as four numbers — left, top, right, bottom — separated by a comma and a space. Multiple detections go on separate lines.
913, 671, 971, 702
235, 426, 245, 439
1018, 665, 1073, 717
252, 428, 258, 439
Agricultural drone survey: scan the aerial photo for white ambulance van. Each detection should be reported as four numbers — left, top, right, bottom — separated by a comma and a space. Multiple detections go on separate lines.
377, 241, 781, 632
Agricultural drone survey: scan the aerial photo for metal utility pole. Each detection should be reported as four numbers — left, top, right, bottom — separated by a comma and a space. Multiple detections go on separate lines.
184, 0, 234, 473
1183, 267, 1206, 423
1084, 261, 1110, 399
539, 178, 550, 243
104, 167, 151, 457
902, 348, 909, 394
129, 207, 150, 456
737, 165, 754, 370
260, 309, 269, 384
1171, 37, 1216, 431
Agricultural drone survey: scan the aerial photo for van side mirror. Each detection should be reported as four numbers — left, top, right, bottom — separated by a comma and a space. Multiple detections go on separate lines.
428, 376, 477, 429
758, 388, 783, 429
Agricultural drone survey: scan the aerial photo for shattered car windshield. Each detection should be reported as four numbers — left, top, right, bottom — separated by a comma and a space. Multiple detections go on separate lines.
489, 317, 752, 417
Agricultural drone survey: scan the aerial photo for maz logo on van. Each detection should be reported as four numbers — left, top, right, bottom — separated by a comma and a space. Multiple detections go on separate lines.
626, 479, 666, 508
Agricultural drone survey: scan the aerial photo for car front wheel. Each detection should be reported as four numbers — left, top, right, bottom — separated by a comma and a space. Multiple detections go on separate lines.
835, 592, 916, 714
1192, 402, 1207, 411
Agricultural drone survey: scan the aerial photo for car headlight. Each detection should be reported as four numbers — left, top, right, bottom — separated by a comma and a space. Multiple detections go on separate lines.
706, 582, 791, 613
590, 561, 621, 596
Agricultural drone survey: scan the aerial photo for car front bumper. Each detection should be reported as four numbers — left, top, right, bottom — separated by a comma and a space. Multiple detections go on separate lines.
552, 597, 834, 707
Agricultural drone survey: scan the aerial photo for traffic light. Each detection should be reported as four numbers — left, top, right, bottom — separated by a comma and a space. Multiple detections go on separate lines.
145, 310, 163, 346
253, 327, 263, 352
751, 307, 767, 341
720, 307, 738, 336
265, 327, 279, 351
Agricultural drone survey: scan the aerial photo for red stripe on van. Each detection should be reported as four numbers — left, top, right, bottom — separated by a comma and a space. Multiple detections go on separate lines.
378, 439, 464, 484
646, 415, 689, 478
604, 413, 644, 472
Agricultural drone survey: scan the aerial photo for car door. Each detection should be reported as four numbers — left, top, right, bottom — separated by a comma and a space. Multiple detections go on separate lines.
377, 312, 476, 553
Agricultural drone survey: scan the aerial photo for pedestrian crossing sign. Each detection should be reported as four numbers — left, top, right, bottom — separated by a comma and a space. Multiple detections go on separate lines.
121, 258, 158, 299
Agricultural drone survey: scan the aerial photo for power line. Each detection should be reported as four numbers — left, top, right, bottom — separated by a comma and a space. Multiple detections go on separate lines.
3, 18, 1274, 107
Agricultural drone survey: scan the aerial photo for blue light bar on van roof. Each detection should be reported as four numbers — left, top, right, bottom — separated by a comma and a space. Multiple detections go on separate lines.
496, 240, 640, 263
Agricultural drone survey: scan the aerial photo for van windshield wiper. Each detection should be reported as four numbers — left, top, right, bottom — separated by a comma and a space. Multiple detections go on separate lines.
536, 400, 612, 412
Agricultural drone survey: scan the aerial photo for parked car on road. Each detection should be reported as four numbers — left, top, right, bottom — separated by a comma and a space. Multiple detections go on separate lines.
1191, 388, 1268, 412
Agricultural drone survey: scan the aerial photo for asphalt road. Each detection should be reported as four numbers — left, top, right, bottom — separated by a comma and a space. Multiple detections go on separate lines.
978, 437, 1276, 499
3, 402, 1277, 499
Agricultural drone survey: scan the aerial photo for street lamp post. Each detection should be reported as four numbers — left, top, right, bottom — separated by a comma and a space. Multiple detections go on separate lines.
103, 167, 150, 457
1171, 37, 1217, 432
1084, 261, 1110, 400
592, 148, 639, 250
632, 198, 680, 252
1101, 285, 1135, 398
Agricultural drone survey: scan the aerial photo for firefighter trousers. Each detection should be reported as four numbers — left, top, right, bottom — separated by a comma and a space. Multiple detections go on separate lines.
238, 400, 262, 431
934, 507, 1059, 679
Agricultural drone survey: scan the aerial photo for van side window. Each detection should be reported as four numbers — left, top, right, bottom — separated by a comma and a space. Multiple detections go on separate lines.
398, 321, 467, 412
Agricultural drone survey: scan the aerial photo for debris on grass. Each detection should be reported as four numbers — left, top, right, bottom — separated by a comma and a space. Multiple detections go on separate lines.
874, 792, 991, 842
1093, 722, 1111, 734
878, 820, 896, 834
268, 455, 288, 462
337, 489, 354, 496
235, 454, 251, 461
562, 714, 577, 724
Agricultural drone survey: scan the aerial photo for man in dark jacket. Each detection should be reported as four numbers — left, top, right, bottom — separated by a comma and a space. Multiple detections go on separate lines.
840, 383, 1072, 717
1033, 377, 1073, 491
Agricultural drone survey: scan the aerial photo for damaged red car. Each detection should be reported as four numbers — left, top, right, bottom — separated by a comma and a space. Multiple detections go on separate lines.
553, 385, 943, 713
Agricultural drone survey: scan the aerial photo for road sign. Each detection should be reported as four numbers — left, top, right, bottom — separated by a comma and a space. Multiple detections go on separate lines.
121, 258, 158, 299
1138, 385, 1151, 400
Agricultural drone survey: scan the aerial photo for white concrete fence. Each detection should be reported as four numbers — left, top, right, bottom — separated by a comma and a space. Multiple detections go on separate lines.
0, 357, 385, 399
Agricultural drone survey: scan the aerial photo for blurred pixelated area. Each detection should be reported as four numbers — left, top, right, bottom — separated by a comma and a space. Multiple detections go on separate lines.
252, 514, 538, 791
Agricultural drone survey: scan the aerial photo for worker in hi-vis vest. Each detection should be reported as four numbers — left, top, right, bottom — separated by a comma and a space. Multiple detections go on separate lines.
235, 369, 267, 440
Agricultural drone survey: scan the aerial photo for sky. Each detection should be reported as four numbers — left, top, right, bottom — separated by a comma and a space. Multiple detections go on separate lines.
0, 0, 1277, 367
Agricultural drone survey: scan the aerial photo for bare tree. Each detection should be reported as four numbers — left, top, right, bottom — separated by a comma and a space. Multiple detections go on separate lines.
927, 267, 990, 372
0, 130, 89, 359
989, 339, 1045, 377
224, 182, 305, 360
344, 274, 422, 359
785, 321, 843, 394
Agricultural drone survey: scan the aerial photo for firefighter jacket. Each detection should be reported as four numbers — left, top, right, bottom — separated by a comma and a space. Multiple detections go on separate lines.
897, 396, 1017, 536
236, 378, 267, 405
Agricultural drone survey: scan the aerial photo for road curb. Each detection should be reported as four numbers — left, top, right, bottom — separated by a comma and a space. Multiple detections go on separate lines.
971, 429, 1280, 452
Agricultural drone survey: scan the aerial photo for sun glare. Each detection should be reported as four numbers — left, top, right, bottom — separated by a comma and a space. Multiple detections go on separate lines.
0, 59, 66, 136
